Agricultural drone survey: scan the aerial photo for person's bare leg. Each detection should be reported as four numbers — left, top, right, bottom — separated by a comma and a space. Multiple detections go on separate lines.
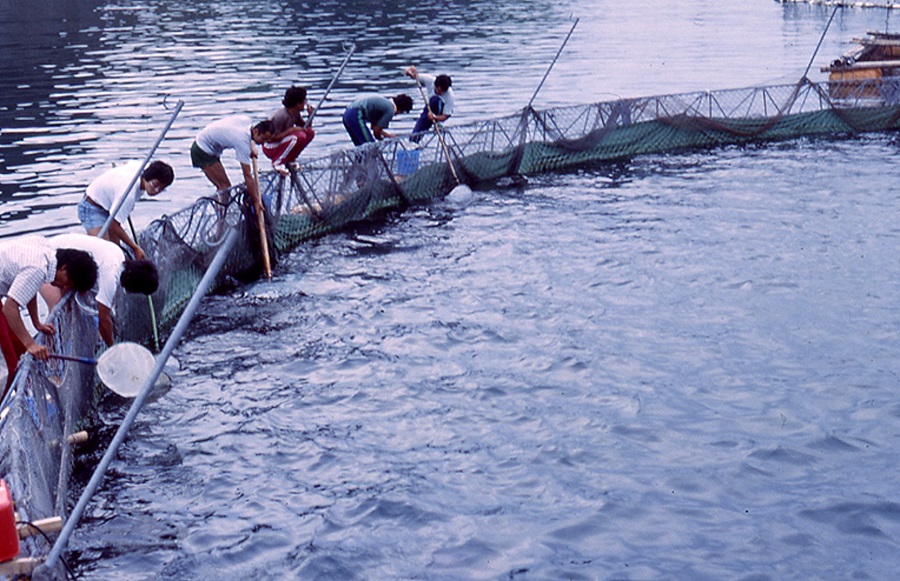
203, 161, 233, 233
203, 161, 232, 198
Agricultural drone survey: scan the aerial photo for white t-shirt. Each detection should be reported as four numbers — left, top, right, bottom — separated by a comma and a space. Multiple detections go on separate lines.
85, 160, 143, 223
195, 115, 254, 165
49, 234, 124, 308
419, 73, 455, 117
0, 236, 56, 307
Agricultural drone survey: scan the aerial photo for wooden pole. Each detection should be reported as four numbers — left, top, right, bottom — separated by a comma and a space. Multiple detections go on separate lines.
252, 155, 272, 279
0, 557, 42, 576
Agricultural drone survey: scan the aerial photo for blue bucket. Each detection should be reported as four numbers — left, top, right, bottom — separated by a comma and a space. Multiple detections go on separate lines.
396, 149, 420, 175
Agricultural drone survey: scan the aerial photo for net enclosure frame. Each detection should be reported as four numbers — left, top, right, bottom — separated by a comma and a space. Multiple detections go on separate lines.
2, 75, 900, 574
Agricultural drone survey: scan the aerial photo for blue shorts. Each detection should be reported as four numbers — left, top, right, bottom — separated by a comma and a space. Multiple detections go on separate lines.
342, 107, 375, 146
77, 197, 110, 231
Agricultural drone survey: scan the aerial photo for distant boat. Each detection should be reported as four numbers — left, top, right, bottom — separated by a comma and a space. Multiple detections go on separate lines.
781, 0, 900, 9
822, 31, 900, 102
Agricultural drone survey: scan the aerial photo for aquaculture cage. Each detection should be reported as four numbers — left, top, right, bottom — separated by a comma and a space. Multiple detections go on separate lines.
115, 77, 900, 347
4, 76, 900, 575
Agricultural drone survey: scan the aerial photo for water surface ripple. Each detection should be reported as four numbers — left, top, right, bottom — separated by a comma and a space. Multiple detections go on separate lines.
3, 0, 900, 579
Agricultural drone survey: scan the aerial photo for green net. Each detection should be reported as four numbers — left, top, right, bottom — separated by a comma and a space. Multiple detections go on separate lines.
115, 78, 900, 346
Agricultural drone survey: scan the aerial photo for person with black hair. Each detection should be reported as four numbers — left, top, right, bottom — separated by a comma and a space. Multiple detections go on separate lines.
262, 86, 317, 175
342, 94, 414, 146
44, 233, 158, 347
77, 160, 174, 261
0, 236, 98, 392
190, 115, 275, 204
405, 66, 455, 142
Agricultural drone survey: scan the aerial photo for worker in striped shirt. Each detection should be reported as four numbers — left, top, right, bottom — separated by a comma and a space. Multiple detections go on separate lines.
0, 236, 98, 393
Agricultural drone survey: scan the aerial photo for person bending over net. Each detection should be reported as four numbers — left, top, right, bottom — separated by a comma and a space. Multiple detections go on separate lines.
263, 86, 317, 175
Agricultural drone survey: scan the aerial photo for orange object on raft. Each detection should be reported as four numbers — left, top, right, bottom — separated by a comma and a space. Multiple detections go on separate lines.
0, 479, 19, 562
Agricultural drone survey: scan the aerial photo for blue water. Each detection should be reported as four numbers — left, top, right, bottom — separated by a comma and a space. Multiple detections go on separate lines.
4, 0, 900, 579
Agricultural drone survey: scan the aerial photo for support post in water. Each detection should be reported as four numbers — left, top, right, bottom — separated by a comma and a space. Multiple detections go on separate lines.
305, 42, 356, 129
36, 228, 242, 576
527, 18, 580, 109
802, 6, 839, 81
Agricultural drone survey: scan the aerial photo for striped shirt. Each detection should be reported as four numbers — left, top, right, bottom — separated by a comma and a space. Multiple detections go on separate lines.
0, 236, 56, 307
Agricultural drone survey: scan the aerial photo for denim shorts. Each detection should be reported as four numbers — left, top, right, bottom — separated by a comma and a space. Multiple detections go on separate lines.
77, 197, 110, 231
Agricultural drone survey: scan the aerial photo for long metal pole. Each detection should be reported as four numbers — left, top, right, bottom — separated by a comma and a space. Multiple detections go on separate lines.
98, 100, 184, 239
305, 43, 355, 128
527, 18, 579, 109
802, 6, 839, 80
38, 227, 240, 575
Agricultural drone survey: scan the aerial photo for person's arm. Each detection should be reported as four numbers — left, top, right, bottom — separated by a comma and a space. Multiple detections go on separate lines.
371, 125, 393, 140
26, 296, 55, 337
97, 303, 114, 347
272, 128, 292, 140
106, 219, 145, 260
241, 162, 259, 200
39, 283, 63, 313
2, 298, 49, 360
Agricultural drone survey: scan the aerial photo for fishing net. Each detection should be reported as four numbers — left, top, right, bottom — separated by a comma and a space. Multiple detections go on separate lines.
0, 296, 98, 578
113, 77, 900, 346
3, 76, 900, 572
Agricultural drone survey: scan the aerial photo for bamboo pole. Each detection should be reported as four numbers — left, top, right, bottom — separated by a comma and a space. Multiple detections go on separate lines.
413, 76, 459, 184
252, 155, 272, 278
17, 516, 63, 539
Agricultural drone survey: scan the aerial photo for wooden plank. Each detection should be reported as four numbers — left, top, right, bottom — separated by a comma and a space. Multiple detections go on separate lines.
0, 557, 42, 576
822, 62, 896, 73
17, 516, 63, 539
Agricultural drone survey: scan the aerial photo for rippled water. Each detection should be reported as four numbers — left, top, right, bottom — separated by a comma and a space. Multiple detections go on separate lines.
4, 0, 900, 579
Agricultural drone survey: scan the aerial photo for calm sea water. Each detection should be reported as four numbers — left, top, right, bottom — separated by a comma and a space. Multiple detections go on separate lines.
4, 0, 900, 579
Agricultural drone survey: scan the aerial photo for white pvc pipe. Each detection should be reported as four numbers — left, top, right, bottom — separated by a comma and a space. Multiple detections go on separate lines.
37, 227, 239, 575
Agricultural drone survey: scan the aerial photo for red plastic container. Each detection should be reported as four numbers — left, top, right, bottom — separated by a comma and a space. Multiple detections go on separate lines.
0, 479, 19, 562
